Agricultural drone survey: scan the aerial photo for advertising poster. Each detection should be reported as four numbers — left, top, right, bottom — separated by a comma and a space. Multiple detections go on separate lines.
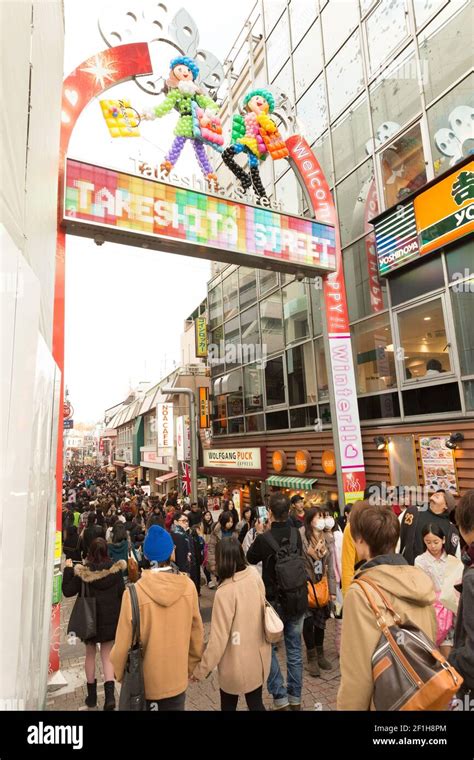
419, 436, 458, 494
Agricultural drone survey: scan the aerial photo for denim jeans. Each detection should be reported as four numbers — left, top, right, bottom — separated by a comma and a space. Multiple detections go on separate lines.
267, 615, 304, 706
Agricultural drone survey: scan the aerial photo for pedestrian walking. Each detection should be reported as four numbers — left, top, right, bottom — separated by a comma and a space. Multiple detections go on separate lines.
62, 538, 125, 710
300, 508, 336, 677
192, 538, 271, 711
247, 493, 307, 711
207, 511, 240, 577
110, 525, 204, 711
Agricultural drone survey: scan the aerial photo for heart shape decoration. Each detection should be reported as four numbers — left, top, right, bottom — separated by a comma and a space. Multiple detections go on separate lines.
65, 89, 78, 107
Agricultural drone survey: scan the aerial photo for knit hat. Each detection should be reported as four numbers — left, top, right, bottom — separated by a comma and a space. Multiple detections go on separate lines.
437, 490, 456, 513
143, 525, 174, 562
170, 55, 199, 81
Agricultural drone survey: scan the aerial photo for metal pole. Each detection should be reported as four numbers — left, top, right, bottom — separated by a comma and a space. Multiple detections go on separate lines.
161, 387, 198, 502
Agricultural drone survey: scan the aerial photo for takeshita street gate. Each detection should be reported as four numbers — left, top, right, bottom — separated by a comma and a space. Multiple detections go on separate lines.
52, 21, 368, 670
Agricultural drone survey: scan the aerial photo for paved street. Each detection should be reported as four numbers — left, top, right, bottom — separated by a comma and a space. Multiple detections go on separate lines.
47, 585, 341, 712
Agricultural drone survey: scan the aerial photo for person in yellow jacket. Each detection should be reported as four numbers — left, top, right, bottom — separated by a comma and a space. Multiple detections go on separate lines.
342, 520, 359, 597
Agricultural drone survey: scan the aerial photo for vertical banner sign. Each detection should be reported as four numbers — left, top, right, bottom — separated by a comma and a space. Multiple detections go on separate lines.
287, 136, 366, 504
199, 386, 210, 429
195, 317, 208, 358
157, 402, 174, 456
176, 415, 191, 461
364, 179, 384, 313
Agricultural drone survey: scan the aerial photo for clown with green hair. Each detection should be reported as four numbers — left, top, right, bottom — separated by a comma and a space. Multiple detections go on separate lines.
222, 89, 289, 198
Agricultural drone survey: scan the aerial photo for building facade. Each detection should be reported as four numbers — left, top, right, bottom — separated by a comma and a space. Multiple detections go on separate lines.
204, 0, 473, 506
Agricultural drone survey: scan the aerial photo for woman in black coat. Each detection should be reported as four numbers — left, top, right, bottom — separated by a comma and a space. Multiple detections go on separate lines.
63, 537, 125, 711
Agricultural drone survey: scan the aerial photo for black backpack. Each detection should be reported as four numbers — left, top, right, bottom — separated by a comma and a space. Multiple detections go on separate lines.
266, 530, 308, 619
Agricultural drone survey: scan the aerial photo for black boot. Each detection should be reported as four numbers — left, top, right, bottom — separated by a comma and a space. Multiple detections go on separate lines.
85, 680, 97, 708
103, 681, 116, 711
222, 146, 252, 190
316, 645, 332, 671
250, 165, 267, 199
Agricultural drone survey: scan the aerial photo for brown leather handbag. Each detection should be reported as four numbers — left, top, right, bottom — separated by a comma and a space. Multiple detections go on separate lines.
307, 576, 330, 609
354, 578, 463, 711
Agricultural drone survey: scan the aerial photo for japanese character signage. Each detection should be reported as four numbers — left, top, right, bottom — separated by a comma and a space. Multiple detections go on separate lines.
199, 387, 209, 429
195, 317, 208, 358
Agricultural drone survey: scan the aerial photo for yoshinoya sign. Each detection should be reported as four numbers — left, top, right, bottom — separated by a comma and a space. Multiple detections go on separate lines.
374, 200, 419, 276
63, 159, 336, 277
372, 158, 474, 276
203, 448, 262, 471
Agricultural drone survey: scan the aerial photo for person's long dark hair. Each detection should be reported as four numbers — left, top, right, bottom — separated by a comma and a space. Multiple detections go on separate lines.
218, 511, 234, 532
87, 537, 109, 566
216, 537, 247, 581
202, 510, 215, 535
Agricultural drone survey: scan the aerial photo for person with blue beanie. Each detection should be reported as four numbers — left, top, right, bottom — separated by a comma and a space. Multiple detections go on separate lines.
111, 525, 204, 711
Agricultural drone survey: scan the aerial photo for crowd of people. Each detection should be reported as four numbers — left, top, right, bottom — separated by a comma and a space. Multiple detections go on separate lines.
61, 465, 474, 713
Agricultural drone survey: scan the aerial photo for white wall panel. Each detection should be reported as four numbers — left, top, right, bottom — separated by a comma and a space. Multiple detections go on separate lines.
23, 1, 64, 348
0, 234, 40, 701
0, 2, 31, 248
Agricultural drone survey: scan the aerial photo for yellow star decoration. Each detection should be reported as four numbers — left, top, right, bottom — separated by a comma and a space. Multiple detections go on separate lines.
80, 54, 118, 89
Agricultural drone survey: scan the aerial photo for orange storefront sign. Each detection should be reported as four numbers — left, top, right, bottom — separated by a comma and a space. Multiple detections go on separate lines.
272, 450, 287, 472
295, 449, 312, 473
414, 160, 474, 256
322, 450, 336, 476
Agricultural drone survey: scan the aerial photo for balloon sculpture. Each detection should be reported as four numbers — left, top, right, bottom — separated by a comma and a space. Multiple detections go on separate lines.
222, 89, 289, 198
141, 56, 224, 181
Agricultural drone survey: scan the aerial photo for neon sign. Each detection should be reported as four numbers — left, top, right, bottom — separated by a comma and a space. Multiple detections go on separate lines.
63, 159, 336, 276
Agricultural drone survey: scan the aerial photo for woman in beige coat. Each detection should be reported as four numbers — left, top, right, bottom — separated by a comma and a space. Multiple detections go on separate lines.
192, 537, 271, 710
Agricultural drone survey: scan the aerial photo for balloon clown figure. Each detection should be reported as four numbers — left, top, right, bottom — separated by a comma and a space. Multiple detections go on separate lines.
142, 56, 224, 181
222, 89, 289, 198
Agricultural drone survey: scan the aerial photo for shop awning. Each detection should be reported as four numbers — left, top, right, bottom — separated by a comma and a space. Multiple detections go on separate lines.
266, 475, 318, 490
155, 471, 178, 485
124, 466, 138, 472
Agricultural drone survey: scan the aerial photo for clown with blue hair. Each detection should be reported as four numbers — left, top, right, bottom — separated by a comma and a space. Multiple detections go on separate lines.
142, 56, 223, 181
222, 89, 289, 198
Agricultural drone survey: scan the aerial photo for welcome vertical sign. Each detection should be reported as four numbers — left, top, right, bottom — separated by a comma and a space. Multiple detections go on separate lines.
287, 136, 366, 504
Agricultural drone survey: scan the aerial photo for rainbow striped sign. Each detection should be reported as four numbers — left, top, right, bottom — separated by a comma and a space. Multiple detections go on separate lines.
63, 159, 336, 275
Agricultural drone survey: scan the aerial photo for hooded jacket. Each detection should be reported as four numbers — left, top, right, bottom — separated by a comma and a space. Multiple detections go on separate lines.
110, 568, 204, 701
337, 555, 437, 710
62, 560, 126, 643
107, 539, 138, 575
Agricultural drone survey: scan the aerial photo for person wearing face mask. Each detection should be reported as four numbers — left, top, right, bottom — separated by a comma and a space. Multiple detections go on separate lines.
300, 508, 336, 677
400, 489, 461, 565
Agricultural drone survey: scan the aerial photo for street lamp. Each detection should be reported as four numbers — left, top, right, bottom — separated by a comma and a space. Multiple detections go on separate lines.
161, 387, 198, 502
